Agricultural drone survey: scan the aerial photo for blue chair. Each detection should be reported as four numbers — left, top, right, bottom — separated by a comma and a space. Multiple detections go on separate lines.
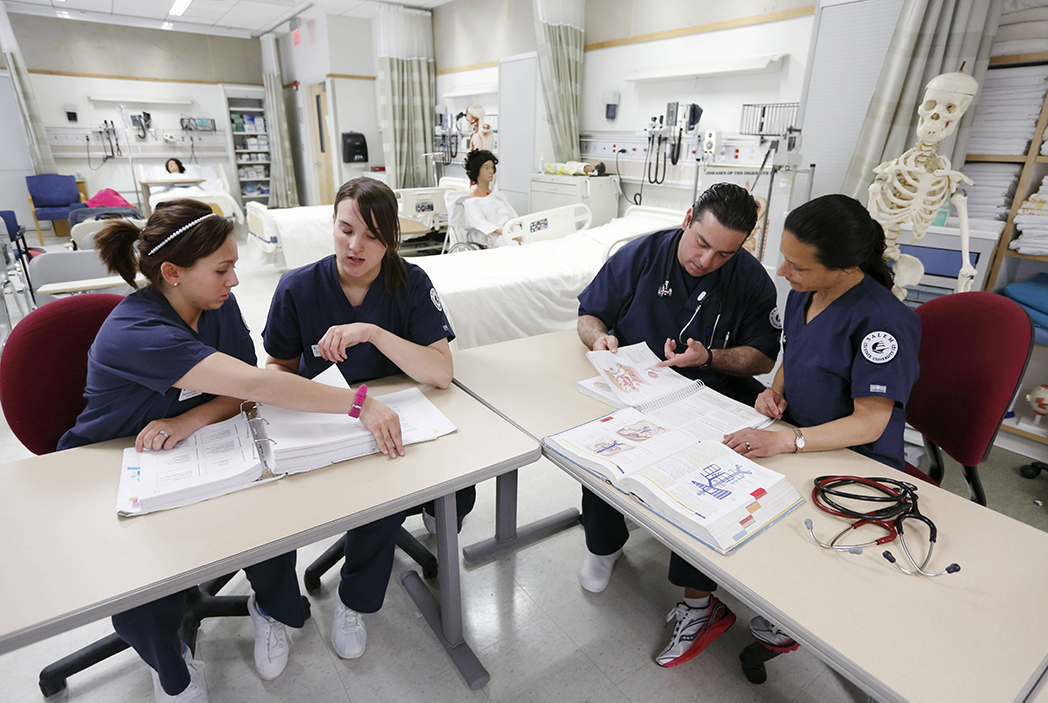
0, 210, 39, 308
25, 175, 88, 245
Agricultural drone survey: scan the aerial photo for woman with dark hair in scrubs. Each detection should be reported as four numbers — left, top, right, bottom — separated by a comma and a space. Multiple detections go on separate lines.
723, 193, 921, 659
59, 198, 403, 703
262, 177, 466, 663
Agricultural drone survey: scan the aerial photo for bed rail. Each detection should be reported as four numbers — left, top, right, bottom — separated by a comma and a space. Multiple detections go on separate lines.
396, 187, 449, 232
504, 203, 593, 245
246, 201, 278, 253
600, 206, 686, 261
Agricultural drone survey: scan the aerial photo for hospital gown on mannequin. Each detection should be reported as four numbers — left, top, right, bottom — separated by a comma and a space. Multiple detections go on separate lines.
463, 191, 520, 248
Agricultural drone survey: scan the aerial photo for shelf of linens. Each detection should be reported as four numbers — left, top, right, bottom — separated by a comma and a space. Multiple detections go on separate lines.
1005, 250, 1048, 262
966, 154, 1029, 162
990, 52, 1048, 67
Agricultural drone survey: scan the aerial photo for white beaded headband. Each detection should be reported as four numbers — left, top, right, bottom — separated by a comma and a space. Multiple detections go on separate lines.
148, 214, 217, 256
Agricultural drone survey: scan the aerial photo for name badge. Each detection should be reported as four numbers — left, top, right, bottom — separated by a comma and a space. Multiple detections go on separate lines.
311, 344, 322, 357
179, 388, 203, 402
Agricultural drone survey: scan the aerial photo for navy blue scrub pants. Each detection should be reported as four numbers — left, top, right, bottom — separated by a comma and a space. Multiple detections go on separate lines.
581, 486, 718, 592
112, 551, 303, 696
338, 486, 476, 613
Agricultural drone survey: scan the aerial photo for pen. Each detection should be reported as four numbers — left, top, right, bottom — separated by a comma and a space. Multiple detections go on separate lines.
709, 314, 721, 347
723, 331, 731, 349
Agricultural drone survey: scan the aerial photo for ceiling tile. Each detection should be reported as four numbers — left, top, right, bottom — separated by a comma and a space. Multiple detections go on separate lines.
213, 0, 288, 30
110, 0, 170, 20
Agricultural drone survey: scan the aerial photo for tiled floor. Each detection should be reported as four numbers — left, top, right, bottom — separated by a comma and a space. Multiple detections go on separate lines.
0, 227, 1042, 702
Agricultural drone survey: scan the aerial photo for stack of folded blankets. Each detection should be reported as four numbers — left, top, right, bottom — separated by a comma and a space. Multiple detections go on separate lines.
968, 65, 1048, 155
993, 1, 1048, 58
959, 163, 1022, 220
1002, 273, 1048, 345
1010, 174, 1048, 253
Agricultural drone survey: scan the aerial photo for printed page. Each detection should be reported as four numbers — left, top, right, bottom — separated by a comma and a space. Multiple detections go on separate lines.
645, 390, 774, 441
550, 408, 695, 481
627, 441, 782, 520
585, 343, 695, 407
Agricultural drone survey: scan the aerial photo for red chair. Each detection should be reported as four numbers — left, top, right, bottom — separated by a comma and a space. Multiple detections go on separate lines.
906, 292, 1033, 505
0, 294, 123, 454
0, 294, 309, 696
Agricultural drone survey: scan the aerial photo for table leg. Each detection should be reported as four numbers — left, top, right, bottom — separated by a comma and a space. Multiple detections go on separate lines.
462, 469, 580, 563
401, 493, 489, 690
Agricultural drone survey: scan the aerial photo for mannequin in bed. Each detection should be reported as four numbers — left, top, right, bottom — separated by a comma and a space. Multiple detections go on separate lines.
462, 150, 521, 248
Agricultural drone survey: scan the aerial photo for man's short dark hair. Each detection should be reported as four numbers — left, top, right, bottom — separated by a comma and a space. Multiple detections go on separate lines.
692, 183, 758, 236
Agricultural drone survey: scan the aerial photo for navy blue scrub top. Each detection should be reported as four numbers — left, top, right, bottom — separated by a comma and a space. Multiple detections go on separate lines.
578, 228, 781, 393
782, 275, 921, 471
59, 287, 257, 450
263, 256, 454, 385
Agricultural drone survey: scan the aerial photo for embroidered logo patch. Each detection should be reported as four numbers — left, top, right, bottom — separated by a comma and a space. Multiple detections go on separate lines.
871, 384, 887, 393
861, 331, 898, 364
430, 287, 443, 312
769, 306, 782, 330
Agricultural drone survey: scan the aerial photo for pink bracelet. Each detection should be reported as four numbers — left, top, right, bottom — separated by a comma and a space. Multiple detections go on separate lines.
349, 384, 367, 419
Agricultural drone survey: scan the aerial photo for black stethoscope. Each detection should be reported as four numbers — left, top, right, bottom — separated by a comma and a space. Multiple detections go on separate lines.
806, 475, 960, 578
659, 228, 734, 348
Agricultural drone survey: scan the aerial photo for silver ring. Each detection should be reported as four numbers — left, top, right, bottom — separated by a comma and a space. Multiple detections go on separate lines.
745, 442, 751, 451
158, 430, 170, 438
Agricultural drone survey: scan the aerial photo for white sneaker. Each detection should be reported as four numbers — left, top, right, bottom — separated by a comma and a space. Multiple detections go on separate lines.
331, 601, 367, 659
655, 597, 736, 667
247, 594, 291, 680
577, 549, 622, 593
749, 615, 799, 653
151, 643, 208, 702
422, 510, 437, 535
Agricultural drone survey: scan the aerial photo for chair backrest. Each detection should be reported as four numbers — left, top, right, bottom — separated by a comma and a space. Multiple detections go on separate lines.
71, 218, 145, 250
908, 292, 1033, 466
28, 250, 133, 305
0, 211, 21, 241
0, 294, 124, 454
25, 175, 80, 208
444, 190, 471, 249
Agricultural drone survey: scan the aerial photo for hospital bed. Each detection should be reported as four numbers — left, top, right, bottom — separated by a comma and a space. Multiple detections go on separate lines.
140, 164, 245, 224
408, 206, 685, 350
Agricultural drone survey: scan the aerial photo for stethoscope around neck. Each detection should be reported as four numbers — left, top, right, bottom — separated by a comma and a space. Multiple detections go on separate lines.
659, 228, 730, 346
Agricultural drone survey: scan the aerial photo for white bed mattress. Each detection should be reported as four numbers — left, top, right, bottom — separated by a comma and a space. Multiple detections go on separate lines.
407, 213, 679, 350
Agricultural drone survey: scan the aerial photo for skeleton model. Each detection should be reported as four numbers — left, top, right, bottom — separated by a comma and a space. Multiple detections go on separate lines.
867, 72, 979, 300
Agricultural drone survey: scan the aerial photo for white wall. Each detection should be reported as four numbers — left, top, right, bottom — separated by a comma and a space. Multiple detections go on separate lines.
21, 73, 239, 211
326, 16, 382, 186
0, 74, 35, 230
580, 14, 814, 213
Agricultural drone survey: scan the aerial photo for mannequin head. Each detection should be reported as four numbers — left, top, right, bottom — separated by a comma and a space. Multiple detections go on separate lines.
915, 72, 979, 143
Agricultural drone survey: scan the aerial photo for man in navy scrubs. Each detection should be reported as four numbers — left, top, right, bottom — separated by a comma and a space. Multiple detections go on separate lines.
575, 183, 781, 668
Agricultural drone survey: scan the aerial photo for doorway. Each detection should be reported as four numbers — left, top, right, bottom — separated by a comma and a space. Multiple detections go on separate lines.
308, 82, 335, 204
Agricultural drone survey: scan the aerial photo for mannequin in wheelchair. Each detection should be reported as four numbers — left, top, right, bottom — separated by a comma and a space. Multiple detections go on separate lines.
462, 149, 522, 249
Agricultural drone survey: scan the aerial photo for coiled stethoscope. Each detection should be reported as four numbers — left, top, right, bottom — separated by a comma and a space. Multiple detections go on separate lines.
658, 229, 734, 348
806, 475, 960, 578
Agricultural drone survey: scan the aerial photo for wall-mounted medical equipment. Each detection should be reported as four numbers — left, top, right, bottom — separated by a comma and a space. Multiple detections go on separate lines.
341, 132, 368, 163
129, 112, 151, 140
704, 102, 802, 169
179, 117, 216, 131
434, 112, 459, 165
602, 91, 620, 121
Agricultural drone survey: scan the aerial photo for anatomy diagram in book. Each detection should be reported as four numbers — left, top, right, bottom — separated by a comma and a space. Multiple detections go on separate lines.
690, 462, 754, 500
603, 362, 648, 393
588, 439, 634, 457
617, 420, 668, 442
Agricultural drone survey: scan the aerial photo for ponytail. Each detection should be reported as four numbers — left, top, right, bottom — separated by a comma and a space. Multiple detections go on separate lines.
95, 220, 145, 288
860, 218, 894, 290
784, 194, 895, 290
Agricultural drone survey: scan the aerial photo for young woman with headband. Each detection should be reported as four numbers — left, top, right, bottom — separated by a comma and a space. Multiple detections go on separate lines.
59, 198, 403, 702
722, 193, 921, 660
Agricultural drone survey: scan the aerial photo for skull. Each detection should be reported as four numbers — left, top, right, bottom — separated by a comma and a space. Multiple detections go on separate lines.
915, 72, 978, 143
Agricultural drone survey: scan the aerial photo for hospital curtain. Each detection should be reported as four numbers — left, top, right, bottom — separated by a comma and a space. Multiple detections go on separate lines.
261, 35, 299, 208
841, 0, 1002, 199
374, 4, 436, 189
534, 0, 584, 163
0, 1, 56, 174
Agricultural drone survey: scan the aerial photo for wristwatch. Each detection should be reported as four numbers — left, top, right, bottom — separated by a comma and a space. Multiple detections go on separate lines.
697, 349, 715, 371
792, 427, 806, 453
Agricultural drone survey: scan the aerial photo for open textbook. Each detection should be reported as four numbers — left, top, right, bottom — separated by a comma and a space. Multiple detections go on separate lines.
544, 408, 803, 554
578, 342, 773, 441
116, 366, 456, 516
